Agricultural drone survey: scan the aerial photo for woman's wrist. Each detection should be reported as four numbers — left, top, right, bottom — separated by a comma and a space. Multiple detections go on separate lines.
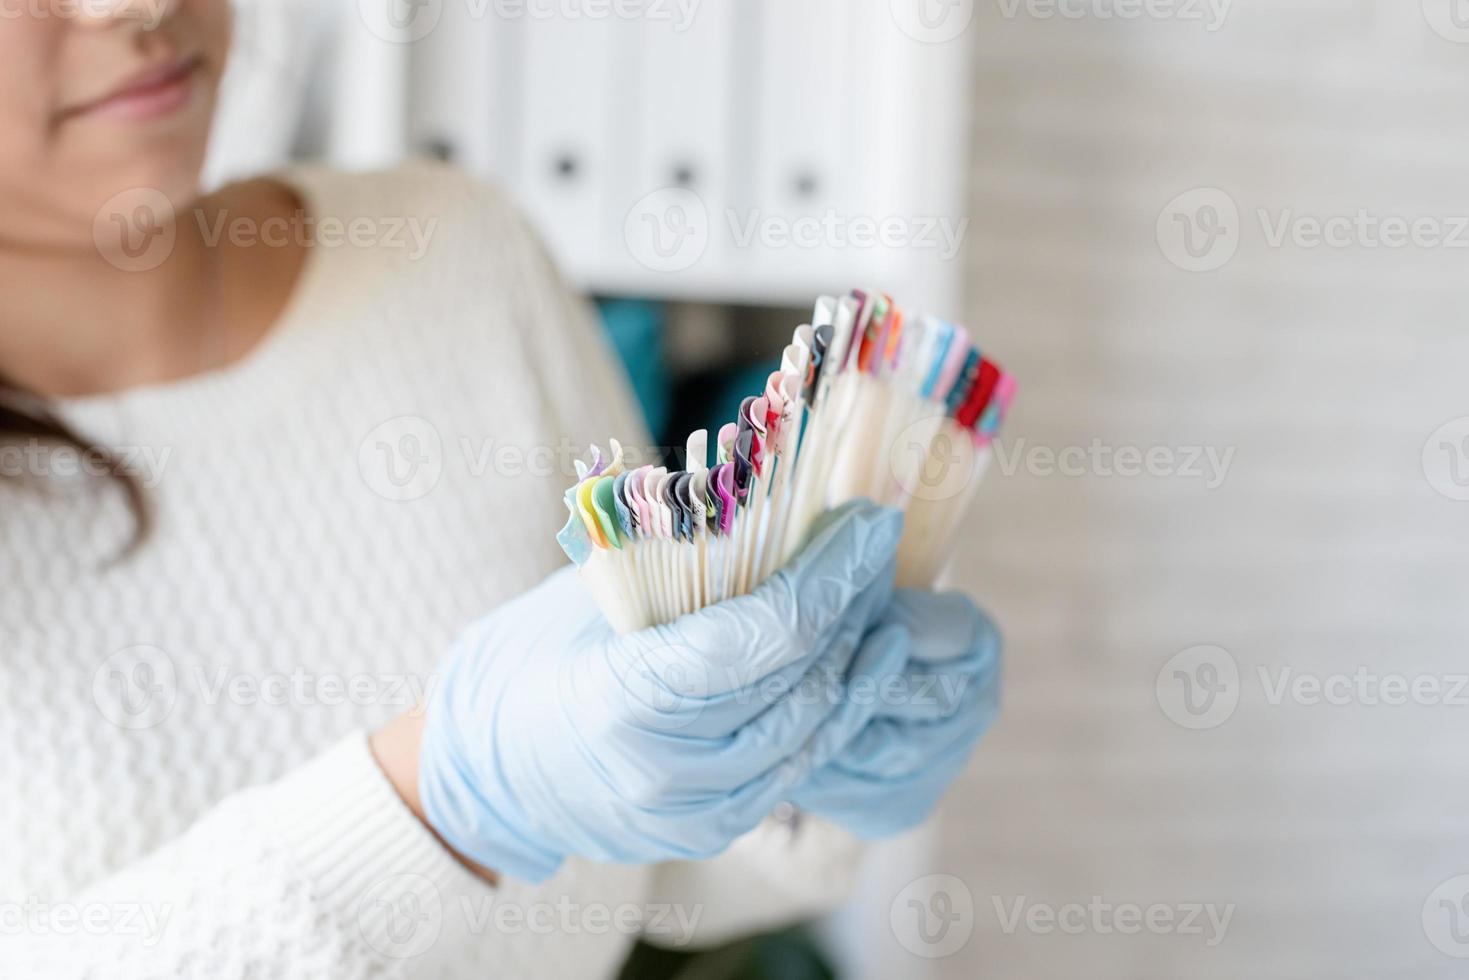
369, 711, 499, 886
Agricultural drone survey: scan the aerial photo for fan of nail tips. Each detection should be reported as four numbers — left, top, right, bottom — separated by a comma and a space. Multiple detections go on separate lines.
556, 289, 1016, 634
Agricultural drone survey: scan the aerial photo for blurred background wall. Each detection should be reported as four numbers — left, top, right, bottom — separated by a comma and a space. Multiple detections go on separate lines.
949, 4, 1469, 978
210, 1, 1469, 976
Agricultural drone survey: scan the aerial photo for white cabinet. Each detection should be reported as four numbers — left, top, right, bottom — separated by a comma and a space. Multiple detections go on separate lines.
403, 0, 975, 312
213, 1, 973, 312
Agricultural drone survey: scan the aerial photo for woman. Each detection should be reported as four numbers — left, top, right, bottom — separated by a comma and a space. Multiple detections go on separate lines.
0, 2, 1000, 976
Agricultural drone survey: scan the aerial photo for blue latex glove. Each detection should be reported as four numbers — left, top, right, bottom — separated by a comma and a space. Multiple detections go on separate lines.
789, 590, 1002, 837
419, 501, 908, 882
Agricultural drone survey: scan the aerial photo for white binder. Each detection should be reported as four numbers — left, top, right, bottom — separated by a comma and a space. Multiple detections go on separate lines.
327, 8, 411, 169
406, 1, 500, 174
621, 3, 738, 278
748, 0, 855, 284
509, 13, 622, 280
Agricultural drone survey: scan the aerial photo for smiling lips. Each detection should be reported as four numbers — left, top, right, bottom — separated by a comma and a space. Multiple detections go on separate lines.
63, 53, 203, 124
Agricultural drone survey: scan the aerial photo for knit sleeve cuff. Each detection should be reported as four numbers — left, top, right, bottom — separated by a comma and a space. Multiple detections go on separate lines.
254, 731, 494, 947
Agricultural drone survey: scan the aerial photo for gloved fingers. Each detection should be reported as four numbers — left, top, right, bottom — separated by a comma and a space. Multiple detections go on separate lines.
791, 728, 981, 840
844, 645, 999, 772
583, 650, 842, 804
871, 666, 979, 724
883, 590, 1001, 667
660, 501, 902, 691
661, 620, 913, 839
737, 547, 898, 694
446, 566, 613, 704
604, 554, 898, 726
634, 613, 913, 796
784, 656, 999, 838
593, 557, 895, 740
785, 620, 914, 781
873, 642, 1001, 726
620, 744, 824, 861
858, 594, 999, 723
525, 565, 617, 629
829, 686, 998, 781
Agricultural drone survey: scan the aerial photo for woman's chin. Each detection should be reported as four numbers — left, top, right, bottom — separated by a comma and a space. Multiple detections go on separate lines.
61, 89, 218, 210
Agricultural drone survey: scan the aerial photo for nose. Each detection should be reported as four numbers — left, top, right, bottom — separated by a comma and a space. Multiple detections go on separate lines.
67, 0, 178, 29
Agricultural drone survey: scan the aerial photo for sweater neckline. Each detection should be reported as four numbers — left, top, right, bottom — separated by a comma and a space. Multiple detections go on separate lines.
57, 166, 338, 443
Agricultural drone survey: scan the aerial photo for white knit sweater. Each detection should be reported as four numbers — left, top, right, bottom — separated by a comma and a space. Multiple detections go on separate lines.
0, 164, 860, 978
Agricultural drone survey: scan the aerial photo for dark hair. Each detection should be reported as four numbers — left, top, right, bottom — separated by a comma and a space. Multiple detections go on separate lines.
0, 375, 149, 560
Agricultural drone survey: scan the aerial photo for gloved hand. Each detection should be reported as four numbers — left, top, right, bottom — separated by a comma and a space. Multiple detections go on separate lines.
418, 501, 908, 883
788, 590, 1001, 838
